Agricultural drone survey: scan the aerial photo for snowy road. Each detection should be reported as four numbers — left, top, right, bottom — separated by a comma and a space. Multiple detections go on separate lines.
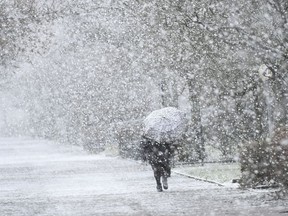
0, 138, 287, 216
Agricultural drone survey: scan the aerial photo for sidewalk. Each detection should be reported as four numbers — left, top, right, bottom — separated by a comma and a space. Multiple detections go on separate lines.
0, 137, 287, 216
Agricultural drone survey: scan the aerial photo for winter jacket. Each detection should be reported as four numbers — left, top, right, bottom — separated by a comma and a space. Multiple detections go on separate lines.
139, 136, 175, 165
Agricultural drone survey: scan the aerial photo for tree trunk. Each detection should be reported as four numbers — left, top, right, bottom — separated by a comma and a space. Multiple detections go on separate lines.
160, 78, 179, 108
160, 80, 169, 107
186, 77, 205, 163
253, 84, 268, 140
263, 80, 275, 136
273, 73, 288, 128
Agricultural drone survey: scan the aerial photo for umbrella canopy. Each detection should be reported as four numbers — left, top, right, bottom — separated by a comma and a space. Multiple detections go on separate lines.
143, 107, 187, 143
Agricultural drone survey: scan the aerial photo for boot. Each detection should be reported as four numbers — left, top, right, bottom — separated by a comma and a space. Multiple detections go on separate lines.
162, 177, 168, 190
156, 184, 163, 192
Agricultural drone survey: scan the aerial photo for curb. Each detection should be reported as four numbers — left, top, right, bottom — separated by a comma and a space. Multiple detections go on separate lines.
172, 170, 225, 187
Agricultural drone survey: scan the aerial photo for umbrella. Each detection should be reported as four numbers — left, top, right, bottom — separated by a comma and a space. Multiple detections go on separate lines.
143, 107, 187, 143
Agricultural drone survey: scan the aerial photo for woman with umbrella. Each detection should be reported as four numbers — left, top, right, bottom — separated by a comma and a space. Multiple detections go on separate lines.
140, 107, 187, 192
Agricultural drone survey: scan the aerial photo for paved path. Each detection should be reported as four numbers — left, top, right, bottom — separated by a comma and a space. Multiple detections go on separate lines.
0, 138, 287, 216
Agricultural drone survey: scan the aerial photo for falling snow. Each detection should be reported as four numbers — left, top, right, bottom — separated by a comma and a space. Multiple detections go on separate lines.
0, 0, 288, 215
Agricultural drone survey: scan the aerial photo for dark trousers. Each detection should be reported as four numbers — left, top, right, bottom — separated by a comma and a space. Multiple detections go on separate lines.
150, 159, 171, 186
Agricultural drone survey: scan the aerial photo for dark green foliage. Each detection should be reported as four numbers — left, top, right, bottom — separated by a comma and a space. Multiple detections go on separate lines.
115, 121, 143, 160
239, 140, 273, 188
270, 128, 288, 190
240, 127, 288, 191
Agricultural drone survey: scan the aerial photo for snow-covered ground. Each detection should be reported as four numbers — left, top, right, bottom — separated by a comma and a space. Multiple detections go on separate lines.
0, 137, 287, 216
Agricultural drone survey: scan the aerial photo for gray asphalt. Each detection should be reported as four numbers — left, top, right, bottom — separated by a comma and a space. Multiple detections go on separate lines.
0, 138, 287, 216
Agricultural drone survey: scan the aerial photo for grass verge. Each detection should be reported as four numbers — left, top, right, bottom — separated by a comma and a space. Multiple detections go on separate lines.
173, 163, 241, 184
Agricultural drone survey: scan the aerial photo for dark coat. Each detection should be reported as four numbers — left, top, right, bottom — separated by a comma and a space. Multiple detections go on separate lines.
140, 136, 179, 169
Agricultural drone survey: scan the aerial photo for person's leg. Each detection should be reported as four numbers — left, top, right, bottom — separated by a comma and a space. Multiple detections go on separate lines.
162, 176, 168, 190
152, 164, 163, 192
162, 159, 171, 190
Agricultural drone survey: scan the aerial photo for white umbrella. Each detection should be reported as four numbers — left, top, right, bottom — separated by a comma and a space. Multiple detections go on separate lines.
143, 107, 187, 143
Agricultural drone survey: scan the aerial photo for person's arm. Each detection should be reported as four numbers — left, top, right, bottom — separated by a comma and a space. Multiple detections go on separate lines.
140, 138, 153, 162
139, 140, 147, 162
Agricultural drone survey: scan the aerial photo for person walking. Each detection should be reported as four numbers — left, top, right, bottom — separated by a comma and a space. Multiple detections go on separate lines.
140, 135, 177, 192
